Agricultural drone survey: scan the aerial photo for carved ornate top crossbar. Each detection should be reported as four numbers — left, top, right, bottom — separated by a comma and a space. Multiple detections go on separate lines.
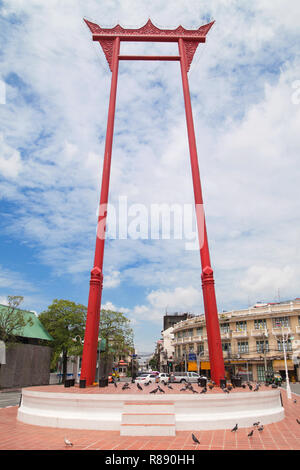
84, 18, 214, 71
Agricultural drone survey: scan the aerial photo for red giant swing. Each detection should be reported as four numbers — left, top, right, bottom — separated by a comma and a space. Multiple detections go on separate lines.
80, 18, 225, 387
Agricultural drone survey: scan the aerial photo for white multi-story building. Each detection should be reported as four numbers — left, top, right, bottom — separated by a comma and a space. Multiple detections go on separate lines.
172, 298, 300, 382
159, 327, 175, 372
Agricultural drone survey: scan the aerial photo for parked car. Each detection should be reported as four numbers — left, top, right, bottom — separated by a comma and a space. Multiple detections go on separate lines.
158, 373, 170, 384
135, 373, 157, 384
169, 371, 200, 383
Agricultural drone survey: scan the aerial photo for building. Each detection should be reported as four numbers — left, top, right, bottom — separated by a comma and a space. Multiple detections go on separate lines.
159, 327, 175, 372
163, 313, 191, 331
0, 304, 53, 389
172, 298, 300, 382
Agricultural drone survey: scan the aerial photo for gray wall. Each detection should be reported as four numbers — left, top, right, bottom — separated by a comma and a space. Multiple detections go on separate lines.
0, 343, 51, 389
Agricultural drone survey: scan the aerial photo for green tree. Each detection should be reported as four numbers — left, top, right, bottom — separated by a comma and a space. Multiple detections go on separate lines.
38, 299, 87, 382
99, 309, 134, 378
0, 296, 33, 343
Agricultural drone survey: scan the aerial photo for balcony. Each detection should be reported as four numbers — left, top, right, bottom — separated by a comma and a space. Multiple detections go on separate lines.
251, 328, 268, 338
272, 327, 291, 337
232, 329, 248, 339
173, 335, 206, 345
220, 331, 230, 340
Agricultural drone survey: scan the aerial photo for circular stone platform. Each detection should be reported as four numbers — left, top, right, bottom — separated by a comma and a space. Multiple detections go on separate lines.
17, 383, 285, 434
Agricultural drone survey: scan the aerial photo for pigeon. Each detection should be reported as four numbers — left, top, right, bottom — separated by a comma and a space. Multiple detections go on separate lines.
253, 384, 259, 392
192, 389, 199, 394
114, 381, 118, 388
192, 433, 200, 445
253, 421, 260, 427
144, 381, 150, 386
258, 426, 264, 432
241, 384, 246, 389
248, 384, 253, 391
247, 429, 254, 437
208, 384, 214, 390
180, 387, 187, 391
158, 385, 165, 393
122, 384, 130, 390
227, 385, 232, 391
167, 384, 173, 390
137, 383, 143, 391
200, 388, 207, 394
271, 384, 278, 388
150, 387, 159, 394
64, 437, 73, 446
296, 419, 300, 425
293, 399, 297, 404
223, 388, 230, 394
231, 424, 238, 432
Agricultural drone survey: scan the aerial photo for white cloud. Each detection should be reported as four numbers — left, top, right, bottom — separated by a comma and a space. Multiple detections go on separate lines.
103, 270, 121, 289
0, 134, 22, 179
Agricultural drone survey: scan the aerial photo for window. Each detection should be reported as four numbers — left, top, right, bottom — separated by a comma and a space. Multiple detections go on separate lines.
222, 342, 231, 352
236, 321, 247, 331
237, 341, 249, 353
196, 327, 203, 336
277, 339, 292, 351
254, 319, 266, 330
256, 340, 269, 353
220, 323, 230, 333
197, 343, 204, 354
273, 317, 290, 328
257, 364, 266, 382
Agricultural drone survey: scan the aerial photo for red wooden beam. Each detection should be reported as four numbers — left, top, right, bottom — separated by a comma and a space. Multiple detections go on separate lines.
118, 55, 180, 61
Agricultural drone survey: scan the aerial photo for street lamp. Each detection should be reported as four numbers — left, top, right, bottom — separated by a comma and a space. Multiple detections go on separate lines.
276, 321, 292, 399
72, 336, 83, 383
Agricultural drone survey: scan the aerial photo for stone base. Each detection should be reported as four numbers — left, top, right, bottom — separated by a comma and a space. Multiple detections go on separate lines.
17, 388, 284, 433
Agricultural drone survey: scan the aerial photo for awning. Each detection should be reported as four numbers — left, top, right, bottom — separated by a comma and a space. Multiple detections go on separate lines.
273, 360, 294, 370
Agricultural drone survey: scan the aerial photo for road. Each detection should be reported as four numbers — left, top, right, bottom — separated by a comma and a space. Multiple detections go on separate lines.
0, 390, 22, 408
280, 382, 300, 396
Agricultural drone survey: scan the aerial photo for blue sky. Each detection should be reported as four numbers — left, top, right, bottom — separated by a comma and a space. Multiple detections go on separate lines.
0, 1, 300, 353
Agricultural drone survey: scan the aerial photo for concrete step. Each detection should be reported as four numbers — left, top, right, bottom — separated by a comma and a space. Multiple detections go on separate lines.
123, 401, 175, 414
122, 412, 175, 425
120, 423, 176, 436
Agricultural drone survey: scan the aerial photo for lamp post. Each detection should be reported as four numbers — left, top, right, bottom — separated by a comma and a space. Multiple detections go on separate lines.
276, 321, 292, 399
72, 335, 83, 383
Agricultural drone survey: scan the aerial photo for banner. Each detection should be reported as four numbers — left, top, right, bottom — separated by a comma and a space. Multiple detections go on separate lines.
200, 361, 210, 370
188, 361, 198, 371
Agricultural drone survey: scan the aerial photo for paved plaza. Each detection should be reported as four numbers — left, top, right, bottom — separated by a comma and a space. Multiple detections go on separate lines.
0, 385, 299, 451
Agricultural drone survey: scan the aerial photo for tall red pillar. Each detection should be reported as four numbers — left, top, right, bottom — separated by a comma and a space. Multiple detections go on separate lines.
178, 38, 225, 385
80, 37, 120, 386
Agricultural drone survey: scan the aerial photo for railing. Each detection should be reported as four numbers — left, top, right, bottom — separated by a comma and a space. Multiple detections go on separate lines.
220, 331, 230, 339
251, 328, 268, 338
232, 330, 248, 339
272, 327, 291, 336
